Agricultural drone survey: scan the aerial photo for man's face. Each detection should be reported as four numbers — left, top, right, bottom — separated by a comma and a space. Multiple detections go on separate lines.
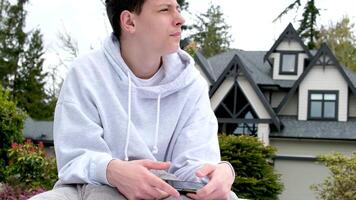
132, 0, 185, 55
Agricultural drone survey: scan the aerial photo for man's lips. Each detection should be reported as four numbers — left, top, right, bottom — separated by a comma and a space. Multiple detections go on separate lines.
170, 32, 181, 37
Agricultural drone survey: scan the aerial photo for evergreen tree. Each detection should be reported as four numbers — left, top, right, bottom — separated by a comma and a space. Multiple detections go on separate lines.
274, 0, 320, 49
0, 0, 27, 90
316, 16, 356, 71
0, 0, 8, 18
298, 0, 320, 49
0, 0, 54, 120
177, 0, 188, 11
191, 4, 232, 57
219, 135, 284, 200
15, 30, 52, 119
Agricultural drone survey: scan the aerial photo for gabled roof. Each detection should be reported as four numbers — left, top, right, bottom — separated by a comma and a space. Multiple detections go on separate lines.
194, 51, 216, 83
209, 54, 281, 130
264, 23, 312, 62
276, 43, 356, 113
343, 65, 356, 87
206, 50, 295, 88
201, 48, 356, 90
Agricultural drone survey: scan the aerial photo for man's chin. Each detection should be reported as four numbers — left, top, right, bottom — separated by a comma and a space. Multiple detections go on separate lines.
165, 45, 180, 55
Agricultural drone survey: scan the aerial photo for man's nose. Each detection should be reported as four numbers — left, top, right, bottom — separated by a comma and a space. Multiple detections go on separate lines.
174, 11, 185, 27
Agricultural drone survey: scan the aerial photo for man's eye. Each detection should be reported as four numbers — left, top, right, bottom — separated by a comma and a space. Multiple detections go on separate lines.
160, 8, 169, 12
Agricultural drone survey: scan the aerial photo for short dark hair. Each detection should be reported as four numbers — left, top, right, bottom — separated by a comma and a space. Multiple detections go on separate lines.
105, 0, 145, 39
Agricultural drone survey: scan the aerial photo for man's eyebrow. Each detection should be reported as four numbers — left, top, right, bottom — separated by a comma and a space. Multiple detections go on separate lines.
157, 3, 181, 9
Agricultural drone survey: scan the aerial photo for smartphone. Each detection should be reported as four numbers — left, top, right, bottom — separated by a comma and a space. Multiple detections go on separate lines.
166, 180, 206, 194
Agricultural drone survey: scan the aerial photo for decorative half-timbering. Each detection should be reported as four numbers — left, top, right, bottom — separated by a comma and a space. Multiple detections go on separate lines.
195, 23, 356, 145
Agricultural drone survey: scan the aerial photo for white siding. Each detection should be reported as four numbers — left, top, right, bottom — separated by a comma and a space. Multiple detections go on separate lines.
257, 123, 270, 145
271, 138, 356, 200
275, 160, 328, 200
269, 92, 298, 116
276, 41, 304, 51
237, 77, 270, 118
349, 94, 356, 117
271, 52, 308, 80
280, 93, 298, 116
270, 92, 285, 107
299, 65, 348, 121
210, 77, 234, 110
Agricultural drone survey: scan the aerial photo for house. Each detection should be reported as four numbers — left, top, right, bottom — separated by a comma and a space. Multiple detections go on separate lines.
194, 23, 356, 200
24, 117, 53, 145
23, 117, 55, 155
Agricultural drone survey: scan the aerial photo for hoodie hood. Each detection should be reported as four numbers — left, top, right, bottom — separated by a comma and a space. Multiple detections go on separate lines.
102, 34, 198, 99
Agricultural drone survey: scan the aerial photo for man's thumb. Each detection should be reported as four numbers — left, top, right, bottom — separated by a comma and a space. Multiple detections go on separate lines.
139, 160, 171, 170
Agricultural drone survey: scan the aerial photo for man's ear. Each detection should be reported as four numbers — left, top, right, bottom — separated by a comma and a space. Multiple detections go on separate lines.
120, 10, 136, 34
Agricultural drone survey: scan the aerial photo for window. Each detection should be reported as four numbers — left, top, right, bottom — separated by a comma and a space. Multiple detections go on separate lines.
233, 112, 258, 136
308, 91, 338, 120
280, 53, 298, 75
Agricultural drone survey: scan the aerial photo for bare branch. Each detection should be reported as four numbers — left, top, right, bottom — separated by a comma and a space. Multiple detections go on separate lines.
57, 28, 79, 59
273, 0, 301, 22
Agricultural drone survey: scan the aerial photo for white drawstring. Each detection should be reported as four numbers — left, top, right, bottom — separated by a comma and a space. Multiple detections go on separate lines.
124, 73, 132, 161
123, 72, 161, 158
152, 93, 161, 154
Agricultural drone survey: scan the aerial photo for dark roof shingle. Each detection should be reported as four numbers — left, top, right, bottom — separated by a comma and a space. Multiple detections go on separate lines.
271, 116, 356, 140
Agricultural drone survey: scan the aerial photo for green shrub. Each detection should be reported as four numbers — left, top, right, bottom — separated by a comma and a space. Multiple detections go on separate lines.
219, 134, 284, 200
0, 86, 26, 181
5, 139, 57, 190
311, 152, 356, 200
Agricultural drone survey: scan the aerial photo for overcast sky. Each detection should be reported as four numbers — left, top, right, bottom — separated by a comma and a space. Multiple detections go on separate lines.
25, 0, 356, 77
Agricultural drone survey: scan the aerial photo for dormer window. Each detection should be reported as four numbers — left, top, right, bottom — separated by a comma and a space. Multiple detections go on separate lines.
280, 52, 298, 75
265, 23, 312, 80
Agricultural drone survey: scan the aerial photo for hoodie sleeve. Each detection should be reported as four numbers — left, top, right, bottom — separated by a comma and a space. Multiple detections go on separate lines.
53, 65, 113, 186
54, 101, 113, 185
169, 82, 221, 182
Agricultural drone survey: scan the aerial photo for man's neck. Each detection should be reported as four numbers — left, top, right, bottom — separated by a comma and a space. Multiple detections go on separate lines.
120, 38, 162, 79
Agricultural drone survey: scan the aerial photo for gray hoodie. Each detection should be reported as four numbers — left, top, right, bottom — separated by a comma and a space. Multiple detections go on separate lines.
53, 34, 220, 186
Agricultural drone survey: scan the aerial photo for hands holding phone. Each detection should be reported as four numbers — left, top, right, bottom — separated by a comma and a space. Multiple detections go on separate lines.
106, 159, 179, 199
106, 160, 234, 200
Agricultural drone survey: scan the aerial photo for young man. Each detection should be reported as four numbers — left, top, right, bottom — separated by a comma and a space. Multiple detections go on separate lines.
31, 0, 237, 199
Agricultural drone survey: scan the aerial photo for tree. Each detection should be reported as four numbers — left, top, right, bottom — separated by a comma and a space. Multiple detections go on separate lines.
14, 30, 54, 119
311, 152, 356, 200
190, 4, 232, 57
0, 0, 53, 119
298, 0, 320, 49
316, 16, 356, 71
177, 0, 188, 11
0, 0, 27, 89
219, 135, 284, 200
274, 0, 320, 49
